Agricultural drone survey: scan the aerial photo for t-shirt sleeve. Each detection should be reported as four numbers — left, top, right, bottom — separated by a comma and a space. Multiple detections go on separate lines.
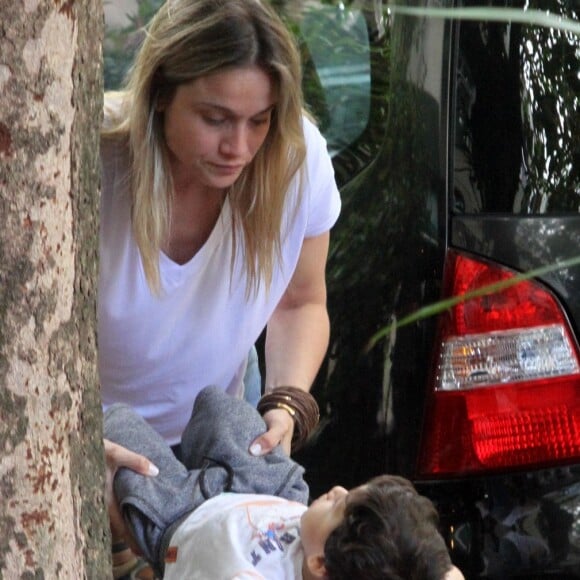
301, 115, 342, 238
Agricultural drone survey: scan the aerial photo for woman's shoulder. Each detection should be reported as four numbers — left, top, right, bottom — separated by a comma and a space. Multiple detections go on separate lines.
101, 92, 130, 162
102, 91, 129, 132
301, 111, 323, 143
300, 112, 334, 172
296, 112, 341, 232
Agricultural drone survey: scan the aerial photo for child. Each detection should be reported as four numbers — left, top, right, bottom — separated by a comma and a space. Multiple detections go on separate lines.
105, 386, 464, 579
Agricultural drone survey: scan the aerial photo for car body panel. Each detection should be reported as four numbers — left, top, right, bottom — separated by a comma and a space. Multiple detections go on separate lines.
422, 467, 580, 578
287, 0, 580, 577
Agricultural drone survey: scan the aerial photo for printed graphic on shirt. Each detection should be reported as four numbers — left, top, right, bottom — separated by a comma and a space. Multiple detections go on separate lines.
246, 506, 301, 568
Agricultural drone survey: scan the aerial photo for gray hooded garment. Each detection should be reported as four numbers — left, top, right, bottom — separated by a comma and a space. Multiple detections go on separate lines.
104, 386, 309, 575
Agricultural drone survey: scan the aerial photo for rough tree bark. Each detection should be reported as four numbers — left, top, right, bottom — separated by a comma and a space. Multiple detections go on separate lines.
0, 0, 110, 577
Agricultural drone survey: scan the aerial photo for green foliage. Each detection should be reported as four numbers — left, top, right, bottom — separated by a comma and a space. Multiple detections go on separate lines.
103, 0, 163, 90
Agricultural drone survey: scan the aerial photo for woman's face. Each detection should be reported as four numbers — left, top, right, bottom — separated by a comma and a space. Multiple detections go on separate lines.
159, 65, 277, 191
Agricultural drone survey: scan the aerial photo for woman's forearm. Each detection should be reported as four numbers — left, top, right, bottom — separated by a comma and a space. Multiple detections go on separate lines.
264, 300, 330, 392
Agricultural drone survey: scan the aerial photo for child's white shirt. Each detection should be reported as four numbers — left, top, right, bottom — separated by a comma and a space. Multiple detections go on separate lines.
163, 493, 307, 580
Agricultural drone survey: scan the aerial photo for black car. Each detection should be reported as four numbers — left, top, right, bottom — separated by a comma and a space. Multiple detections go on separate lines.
279, 1, 580, 578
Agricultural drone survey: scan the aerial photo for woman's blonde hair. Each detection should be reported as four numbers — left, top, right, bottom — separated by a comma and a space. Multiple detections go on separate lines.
102, 0, 306, 295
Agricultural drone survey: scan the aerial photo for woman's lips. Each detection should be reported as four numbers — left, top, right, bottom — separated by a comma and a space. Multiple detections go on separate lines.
209, 163, 244, 175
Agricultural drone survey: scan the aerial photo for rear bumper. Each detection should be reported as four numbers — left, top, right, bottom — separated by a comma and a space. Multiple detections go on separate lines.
418, 466, 580, 578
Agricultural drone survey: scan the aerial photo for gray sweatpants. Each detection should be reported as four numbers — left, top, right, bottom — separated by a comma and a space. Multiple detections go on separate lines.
104, 386, 309, 575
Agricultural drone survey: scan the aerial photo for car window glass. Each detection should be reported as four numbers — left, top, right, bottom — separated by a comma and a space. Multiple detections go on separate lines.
453, 0, 579, 214
296, 4, 372, 156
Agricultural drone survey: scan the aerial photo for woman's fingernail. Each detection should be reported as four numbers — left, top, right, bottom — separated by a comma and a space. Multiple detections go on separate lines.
148, 463, 159, 476
250, 444, 262, 456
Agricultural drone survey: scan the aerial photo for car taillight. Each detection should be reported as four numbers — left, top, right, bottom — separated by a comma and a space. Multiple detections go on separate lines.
418, 251, 580, 477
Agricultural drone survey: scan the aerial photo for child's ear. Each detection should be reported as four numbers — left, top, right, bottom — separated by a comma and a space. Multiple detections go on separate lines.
305, 554, 327, 578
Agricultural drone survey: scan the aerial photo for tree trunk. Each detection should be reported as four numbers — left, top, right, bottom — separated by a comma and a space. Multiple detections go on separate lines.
0, 0, 109, 577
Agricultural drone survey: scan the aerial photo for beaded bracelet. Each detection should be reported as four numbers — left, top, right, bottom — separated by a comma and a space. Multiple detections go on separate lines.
257, 386, 320, 453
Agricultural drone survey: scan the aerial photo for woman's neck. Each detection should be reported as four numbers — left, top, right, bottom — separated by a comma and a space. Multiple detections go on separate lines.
163, 180, 226, 264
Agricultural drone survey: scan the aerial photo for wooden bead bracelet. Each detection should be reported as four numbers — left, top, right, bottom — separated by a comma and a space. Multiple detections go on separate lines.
257, 386, 320, 453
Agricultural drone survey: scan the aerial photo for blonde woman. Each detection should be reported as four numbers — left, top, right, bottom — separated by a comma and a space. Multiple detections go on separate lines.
100, 0, 340, 575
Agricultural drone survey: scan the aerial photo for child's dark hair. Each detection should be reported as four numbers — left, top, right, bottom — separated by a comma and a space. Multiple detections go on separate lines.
323, 475, 453, 580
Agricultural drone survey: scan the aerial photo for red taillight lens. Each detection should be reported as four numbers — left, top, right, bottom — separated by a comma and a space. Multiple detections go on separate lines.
418, 251, 580, 477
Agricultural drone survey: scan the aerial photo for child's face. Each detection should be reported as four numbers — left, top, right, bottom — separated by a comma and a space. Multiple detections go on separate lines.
300, 485, 364, 559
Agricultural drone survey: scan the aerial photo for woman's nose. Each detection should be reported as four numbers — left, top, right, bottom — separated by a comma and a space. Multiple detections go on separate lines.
220, 124, 249, 158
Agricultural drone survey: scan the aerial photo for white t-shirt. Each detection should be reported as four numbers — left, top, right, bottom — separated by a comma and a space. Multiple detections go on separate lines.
98, 116, 341, 444
164, 493, 306, 580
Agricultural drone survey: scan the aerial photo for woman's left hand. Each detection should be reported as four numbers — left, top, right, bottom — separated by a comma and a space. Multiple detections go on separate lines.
249, 408, 294, 456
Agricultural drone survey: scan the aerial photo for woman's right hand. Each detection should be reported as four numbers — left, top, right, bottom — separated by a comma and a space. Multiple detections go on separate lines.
104, 439, 159, 548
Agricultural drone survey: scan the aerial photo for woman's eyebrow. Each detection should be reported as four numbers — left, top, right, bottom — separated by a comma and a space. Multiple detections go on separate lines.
197, 102, 276, 118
